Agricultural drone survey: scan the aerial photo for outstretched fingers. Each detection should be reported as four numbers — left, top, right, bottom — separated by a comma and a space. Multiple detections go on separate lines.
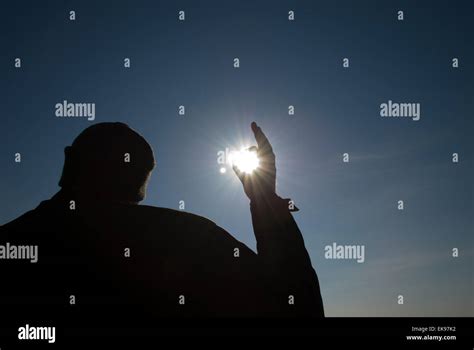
251, 122, 275, 166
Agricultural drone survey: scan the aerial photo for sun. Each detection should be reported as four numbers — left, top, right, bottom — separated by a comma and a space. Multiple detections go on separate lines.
228, 148, 260, 174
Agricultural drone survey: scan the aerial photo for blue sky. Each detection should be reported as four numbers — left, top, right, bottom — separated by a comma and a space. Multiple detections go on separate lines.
1, 0, 472, 316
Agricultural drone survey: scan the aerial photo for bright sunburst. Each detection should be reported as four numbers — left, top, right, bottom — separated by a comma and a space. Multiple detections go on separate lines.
228, 148, 260, 174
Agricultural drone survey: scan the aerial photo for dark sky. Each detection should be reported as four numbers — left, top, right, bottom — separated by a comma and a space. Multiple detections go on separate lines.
1, 0, 472, 316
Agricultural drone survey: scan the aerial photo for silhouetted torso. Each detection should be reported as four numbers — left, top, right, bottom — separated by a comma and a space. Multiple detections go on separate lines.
1, 190, 324, 326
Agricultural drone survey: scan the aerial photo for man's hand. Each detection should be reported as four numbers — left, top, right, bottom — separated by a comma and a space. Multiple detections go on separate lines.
233, 122, 276, 202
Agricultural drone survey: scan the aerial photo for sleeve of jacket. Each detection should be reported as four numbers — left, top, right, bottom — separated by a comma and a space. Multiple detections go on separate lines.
248, 194, 324, 317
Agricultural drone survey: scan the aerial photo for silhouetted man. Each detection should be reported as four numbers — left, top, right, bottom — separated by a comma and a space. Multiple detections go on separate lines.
0, 122, 324, 326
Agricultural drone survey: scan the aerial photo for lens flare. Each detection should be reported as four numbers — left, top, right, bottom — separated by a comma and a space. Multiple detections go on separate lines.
229, 148, 260, 174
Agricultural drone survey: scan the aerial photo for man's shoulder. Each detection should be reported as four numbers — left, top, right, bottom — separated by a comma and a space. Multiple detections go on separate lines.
1, 208, 42, 233
1, 202, 250, 252
130, 205, 217, 227
132, 205, 250, 249
1, 202, 215, 230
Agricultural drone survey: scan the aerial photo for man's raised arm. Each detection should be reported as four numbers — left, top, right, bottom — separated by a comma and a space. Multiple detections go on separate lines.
233, 122, 324, 317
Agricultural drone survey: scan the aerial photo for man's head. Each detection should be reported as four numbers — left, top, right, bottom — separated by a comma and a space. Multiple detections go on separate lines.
59, 122, 156, 203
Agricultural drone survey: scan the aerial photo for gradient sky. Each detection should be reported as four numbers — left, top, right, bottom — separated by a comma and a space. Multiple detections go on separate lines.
1, 0, 472, 316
